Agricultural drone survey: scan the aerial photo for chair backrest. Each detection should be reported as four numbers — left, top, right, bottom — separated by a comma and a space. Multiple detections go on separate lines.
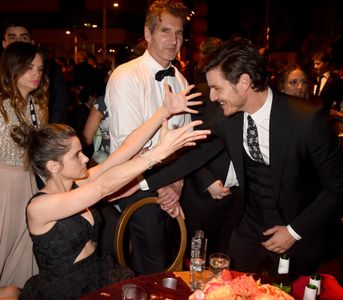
114, 197, 187, 271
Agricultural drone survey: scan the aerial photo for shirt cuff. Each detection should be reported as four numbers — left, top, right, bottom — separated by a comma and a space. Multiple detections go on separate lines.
287, 225, 302, 240
138, 175, 149, 191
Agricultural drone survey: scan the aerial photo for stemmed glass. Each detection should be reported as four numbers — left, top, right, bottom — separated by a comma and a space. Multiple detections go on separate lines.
209, 253, 230, 277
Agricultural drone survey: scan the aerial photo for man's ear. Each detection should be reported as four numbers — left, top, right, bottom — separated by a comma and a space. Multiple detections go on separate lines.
31, 39, 35, 45
238, 74, 251, 91
144, 26, 151, 43
46, 160, 61, 175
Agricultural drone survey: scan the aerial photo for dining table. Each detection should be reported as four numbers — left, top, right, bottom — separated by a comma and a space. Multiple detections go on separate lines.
80, 270, 343, 300
79, 271, 193, 300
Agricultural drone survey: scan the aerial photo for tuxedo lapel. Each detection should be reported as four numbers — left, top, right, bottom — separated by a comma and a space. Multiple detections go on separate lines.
322, 75, 333, 93
269, 94, 293, 200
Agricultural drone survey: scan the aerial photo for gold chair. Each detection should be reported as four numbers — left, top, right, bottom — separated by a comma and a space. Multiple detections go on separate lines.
114, 197, 187, 271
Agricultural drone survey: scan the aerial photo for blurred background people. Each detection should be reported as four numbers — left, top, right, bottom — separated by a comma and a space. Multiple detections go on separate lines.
82, 45, 140, 169
312, 50, 343, 112
2, 20, 68, 124
67, 85, 100, 161
83, 95, 109, 165
0, 42, 48, 288
311, 51, 343, 142
70, 49, 105, 99
1, 21, 31, 46
276, 64, 311, 99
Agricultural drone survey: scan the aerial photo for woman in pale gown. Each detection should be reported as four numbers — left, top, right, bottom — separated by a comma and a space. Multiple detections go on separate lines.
0, 42, 48, 288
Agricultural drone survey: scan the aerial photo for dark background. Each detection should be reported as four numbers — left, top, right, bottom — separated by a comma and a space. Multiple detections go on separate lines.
0, 0, 342, 66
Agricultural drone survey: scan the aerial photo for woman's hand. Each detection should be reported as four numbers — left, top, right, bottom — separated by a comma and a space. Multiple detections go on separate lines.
162, 83, 202, 118
152, 118, 210, 162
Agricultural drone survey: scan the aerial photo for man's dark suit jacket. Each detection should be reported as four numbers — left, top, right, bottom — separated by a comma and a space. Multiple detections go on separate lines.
318, 73, 343, 111
145, 90, 343, 259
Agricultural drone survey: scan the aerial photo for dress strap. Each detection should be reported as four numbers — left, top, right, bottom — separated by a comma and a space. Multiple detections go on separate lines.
27, 192, 47, 206
26, 192, 47, 226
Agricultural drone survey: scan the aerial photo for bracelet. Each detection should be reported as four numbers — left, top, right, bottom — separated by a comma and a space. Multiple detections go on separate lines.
145, 158, 162, 169
140, 146, 154, 158
139, 147, 162, 169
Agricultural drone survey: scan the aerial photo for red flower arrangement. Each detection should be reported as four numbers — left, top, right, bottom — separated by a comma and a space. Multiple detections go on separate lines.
189, 270, 294, 300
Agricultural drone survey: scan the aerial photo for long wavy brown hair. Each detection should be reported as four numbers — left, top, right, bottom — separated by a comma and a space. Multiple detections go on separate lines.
0, 42, 49, 144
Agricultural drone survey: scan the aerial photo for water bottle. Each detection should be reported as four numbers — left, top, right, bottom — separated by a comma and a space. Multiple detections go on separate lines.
303, 283, 317, 300
309, 273, 321, 298
190, 230, 207, 290
272, 253, 292, 294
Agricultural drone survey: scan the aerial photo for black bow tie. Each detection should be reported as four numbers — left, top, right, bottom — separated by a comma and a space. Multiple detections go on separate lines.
155, 67, 175, 81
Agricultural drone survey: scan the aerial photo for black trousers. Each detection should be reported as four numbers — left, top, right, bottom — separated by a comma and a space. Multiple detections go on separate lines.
228, 205, 318, 280
181, 183, 242, 258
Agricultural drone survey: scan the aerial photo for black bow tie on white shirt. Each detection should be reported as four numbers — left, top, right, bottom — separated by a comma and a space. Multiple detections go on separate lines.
155, 67, 175, 81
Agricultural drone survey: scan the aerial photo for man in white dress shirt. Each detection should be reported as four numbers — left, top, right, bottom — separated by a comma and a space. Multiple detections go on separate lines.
104, 0, 190, 274
141, 37, 343, 279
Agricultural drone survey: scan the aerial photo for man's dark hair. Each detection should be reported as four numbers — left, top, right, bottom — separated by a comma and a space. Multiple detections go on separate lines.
2, 20, 32, 39
204, 37, 268, 92
312, 50, 332, 65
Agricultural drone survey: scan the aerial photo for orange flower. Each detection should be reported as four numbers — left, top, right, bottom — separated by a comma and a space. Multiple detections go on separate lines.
189, 271, 294, 300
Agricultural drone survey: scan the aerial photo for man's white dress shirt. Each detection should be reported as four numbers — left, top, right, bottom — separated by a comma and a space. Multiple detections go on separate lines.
105, 50, 191, 153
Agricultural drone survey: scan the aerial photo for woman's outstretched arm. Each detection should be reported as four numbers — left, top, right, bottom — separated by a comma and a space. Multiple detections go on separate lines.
87, 83, 201, 180
27, 119, 210, 226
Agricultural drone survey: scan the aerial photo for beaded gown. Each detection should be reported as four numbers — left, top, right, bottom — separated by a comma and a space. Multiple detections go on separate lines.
0, 99, 39, 288
20, 193, 134, 300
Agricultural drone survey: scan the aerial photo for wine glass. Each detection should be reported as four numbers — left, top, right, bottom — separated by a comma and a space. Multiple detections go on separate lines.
209, 252, 230, 277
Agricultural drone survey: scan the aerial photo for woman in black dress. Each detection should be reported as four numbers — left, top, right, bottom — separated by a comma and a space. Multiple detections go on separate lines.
19, 84, 207, 299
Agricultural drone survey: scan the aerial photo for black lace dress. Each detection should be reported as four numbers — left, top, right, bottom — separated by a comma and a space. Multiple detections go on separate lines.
20, 192, 134, 300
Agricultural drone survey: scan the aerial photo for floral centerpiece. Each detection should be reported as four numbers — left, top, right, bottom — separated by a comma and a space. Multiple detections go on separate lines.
189, 270, 294, 300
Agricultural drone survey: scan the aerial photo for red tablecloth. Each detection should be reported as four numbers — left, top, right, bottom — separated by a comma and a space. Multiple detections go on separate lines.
80, 271, 343, 300
79, 270, 248, 300
79, 271, 192, 300
292, 273, 343, 300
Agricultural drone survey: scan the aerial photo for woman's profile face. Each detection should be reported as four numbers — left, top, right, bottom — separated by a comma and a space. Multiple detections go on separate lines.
60, 136, 89, 180
283, 69, 308, 98
17, 53, 44, 98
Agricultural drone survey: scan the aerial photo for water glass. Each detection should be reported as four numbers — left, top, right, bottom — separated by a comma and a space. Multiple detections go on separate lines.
121, 285, 147, 300
209, 252, 230, 276
162, 277, 177, 290
193, 267, 215, 290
